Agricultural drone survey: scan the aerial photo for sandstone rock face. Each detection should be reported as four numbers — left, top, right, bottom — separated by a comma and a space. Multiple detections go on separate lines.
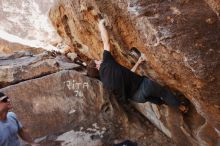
205, 0, 220, 17
49, 0, 220, 146
0, 51, 79, 88
0, 70, 172, 146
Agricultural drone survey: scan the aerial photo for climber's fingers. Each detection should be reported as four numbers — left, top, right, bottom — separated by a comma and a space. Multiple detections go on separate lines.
99, 19, 105, 24
138, 53, 147, 63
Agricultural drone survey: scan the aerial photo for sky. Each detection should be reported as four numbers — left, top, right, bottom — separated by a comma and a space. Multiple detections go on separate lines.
0, 0, 61, 51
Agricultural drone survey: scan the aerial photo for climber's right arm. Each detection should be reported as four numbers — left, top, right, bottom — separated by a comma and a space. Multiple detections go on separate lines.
98, 19, 110, 52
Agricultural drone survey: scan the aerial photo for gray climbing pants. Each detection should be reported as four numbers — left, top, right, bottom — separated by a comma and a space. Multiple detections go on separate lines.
130, 77, 181, 107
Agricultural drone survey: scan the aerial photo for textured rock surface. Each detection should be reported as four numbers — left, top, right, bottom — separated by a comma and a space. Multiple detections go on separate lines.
205, 0, 220, 17
0, 70, 173, 146
0, 39, 44, 54
0, 51, 79, 88
49, 0, 220, 146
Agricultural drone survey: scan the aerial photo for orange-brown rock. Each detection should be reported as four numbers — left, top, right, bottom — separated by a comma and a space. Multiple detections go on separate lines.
0, 70, 172, 146
205, 0, 220, 17
49, 0, 220, 146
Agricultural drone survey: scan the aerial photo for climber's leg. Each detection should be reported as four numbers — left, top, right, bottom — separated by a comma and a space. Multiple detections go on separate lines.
146, 79, 181, 108
146, 96, 165, 105
130, 78, 164, 104
131, 77, 182, 107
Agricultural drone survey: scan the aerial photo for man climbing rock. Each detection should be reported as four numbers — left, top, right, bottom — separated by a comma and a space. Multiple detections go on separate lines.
0, 92, 39, 146
87, 19, 188, 113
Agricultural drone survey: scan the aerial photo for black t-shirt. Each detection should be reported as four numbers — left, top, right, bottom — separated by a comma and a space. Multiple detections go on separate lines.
99, 50, 144, 100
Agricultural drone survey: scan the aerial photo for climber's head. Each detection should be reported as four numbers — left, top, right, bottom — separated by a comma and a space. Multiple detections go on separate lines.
87, 60, 101, 78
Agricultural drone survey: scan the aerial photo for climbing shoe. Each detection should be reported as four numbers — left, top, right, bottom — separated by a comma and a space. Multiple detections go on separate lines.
179, 98, 190, 114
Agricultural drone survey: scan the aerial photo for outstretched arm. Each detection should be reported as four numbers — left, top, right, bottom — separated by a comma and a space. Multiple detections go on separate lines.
98, 19, 110, 52
131, 54, 146, 72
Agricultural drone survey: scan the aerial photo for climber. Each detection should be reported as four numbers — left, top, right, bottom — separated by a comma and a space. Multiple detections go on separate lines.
0, 92, 39, 146
87, 19, 189, 113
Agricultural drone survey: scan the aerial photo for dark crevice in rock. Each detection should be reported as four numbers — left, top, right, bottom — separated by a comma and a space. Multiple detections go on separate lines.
62, 15, 72, 40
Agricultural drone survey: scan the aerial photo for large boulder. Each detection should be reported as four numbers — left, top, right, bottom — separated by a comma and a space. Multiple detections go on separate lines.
0, 51, 79, 88
49, 0, 220, 145
0, 39, 44, 55
0, 70, 172, 146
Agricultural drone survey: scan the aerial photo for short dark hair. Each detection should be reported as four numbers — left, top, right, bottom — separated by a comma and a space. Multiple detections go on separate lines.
87, 60, 99, 78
